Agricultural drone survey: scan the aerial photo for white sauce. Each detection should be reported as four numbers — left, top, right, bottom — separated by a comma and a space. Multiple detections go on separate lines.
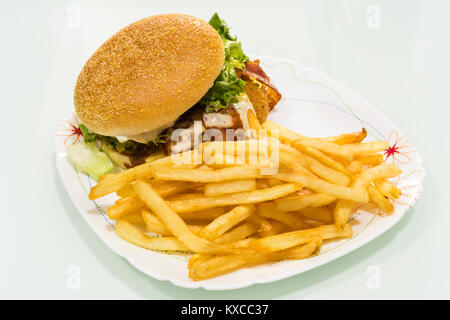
115, 121, 175, 143
231, 93, 254, 132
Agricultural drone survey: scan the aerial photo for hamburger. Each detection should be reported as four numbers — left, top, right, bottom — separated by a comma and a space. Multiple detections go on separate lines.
72, 13, 281, 173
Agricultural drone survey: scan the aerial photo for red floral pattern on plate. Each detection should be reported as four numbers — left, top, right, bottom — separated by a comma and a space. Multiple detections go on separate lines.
56, 113, 83, 146
383, 130, 416, 165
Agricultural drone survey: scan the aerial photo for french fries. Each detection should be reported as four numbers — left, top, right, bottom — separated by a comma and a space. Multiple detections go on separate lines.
89, 163, 154, 200
247, 109, 262, 137
88, 120, 402, 280
273, 171, 368, 202
293, 137, 354, 161
275, 193, 336, 212
374, 179, 401, 199
251, 224, 353, 252
204, 179, 256, 197
198, 205, 255, 240
257, 203, 311, 230
108, 196, 145, 220
168, 184, 301, 213
368, 185, 394, 214
115, 220, 190, 252
297, 207, 333, 224
189, 239, 322, 281
152, 165, 261, 182
279, 144, 351, 185
333, 200, 355, 228
214, 223, 258, 244
134, 180, 224, 254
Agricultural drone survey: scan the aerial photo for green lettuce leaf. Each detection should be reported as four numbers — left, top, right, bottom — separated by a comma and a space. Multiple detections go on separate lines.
208, 13, 236, 42
201, 13, 249, 113
79, 124, 96, 143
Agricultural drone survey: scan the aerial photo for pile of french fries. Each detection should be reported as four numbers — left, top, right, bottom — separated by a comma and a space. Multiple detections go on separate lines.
89, 112, 402, 280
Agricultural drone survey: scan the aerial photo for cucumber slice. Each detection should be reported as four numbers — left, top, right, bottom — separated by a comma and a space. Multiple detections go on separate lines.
67, 142, 114, 180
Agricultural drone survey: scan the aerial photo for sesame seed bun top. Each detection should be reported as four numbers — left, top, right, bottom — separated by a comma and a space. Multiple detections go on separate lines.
74, 14, 225, 137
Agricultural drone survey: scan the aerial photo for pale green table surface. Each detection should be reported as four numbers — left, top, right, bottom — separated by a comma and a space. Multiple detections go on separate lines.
1, 0, 448, 299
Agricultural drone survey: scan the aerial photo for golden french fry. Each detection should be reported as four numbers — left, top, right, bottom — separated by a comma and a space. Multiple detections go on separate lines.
269, 239, 322, 260
204, 154, 273, 169
107, 196, 146, 220
198, 205, 255, 241
152, 165, 261, 183
115, 220, 190, 252
178, 207, 226, 220
142, 210, 171, 235
293, 138, 353, 161
297, 207, 334, 224
273, 171, 368, 202
110, 181, 198, 219
201, 140, 272, 170
333, 200, 354, 228
134, 180, 224, 254
189, 251, 266, 280
189, 239, 322, 281
117, 180, 196, 198
347, 161, 363, 174
204, 179, 256, 197
247, 213, 272, 233
274, 193, 336, 212
166, 192, 205, 201
257, 203, 311, 230
278, 148, 315, 177
247, 109, 263, 138
262, 120, 367, 145
354, 163, 402, 189
142, 210, 205, 235
168, 184, 301, 213
257, 220, 288, 237
261, 120, 304, 145
292, 143, 352, 176
280, 144, 350, 186
374, 179, 401, 199
255, 179, 270, 189
251, 223, 353, 252
368, 185, 394, 214
89, 163, 154, 200
154, 181, 199, 198
354, 154, 384, 165
345, 141, 389, 158
122, 211, 146, 225
214, 223, 258, 244
116, 183, 137, 198
265, 179, 284, 187
322, 128, 367, 144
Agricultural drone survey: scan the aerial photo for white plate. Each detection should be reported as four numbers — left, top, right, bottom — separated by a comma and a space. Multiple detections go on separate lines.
55, 56, 424, 290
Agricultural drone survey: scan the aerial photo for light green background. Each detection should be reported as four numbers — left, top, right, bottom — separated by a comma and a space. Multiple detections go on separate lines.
1, 0, 448, 299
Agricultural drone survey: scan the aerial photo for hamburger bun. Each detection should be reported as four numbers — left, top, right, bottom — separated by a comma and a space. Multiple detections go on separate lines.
74, 14, 225, 137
